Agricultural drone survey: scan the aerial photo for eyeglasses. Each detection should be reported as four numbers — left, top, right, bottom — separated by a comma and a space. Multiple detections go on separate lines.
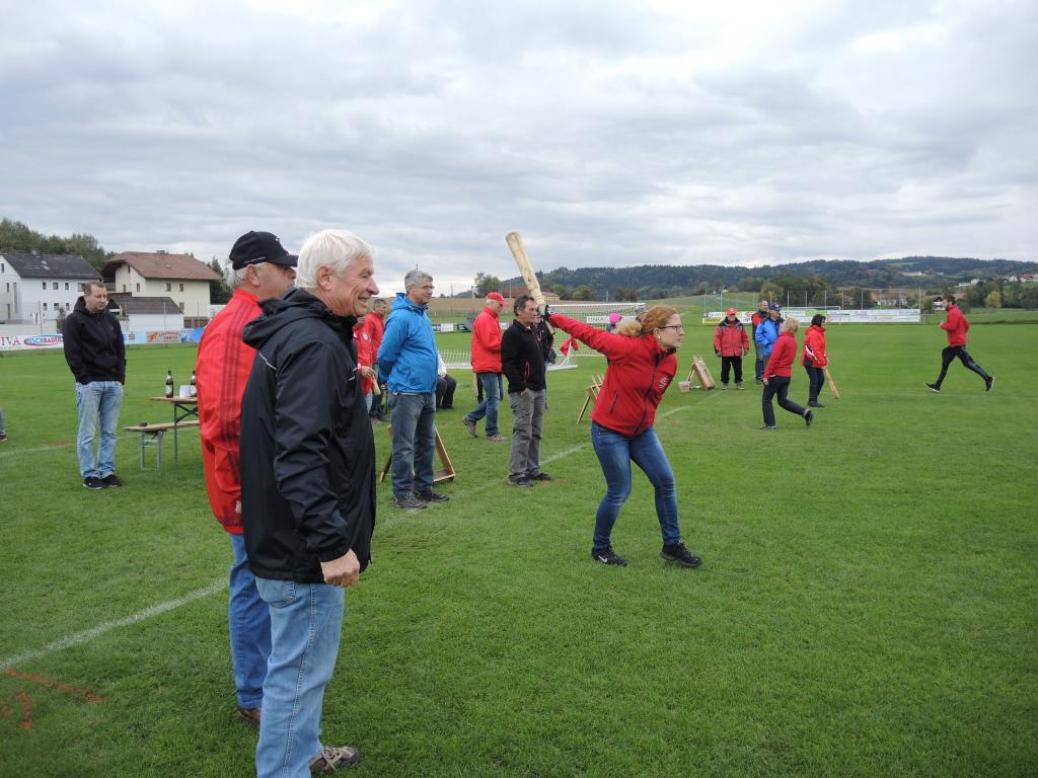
659, 325, 684, 331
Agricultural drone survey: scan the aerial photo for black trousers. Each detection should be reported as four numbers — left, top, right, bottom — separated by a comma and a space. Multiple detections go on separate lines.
436, 375, 457, 409
720, 356, 743, 385
762, 376, 805, 427
934, 346, 989, 387
804, 362, 825, 403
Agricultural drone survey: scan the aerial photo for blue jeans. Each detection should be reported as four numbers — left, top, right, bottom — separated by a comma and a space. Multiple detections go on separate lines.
255, 578, 345, 778
74, 381, 123, 478
465, 373, 503, 437
590, 422, 681, 549
388, 392, 436, 498
229, 534, 271, 709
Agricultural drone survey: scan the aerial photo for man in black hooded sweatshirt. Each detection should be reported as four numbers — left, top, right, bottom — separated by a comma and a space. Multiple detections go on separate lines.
62, 280, 126, 489
239, 228, 379, 776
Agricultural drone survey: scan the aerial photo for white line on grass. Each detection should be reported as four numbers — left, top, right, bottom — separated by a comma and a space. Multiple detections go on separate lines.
2, 404, 702, 668
0, 579, 225, 671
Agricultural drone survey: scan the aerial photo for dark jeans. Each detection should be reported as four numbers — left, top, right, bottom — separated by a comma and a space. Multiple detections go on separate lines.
804, 361, 825, 403
934, 346, 990, 387
754, 342, 766, 381
720, 356, 743, 385
466, 372, 503, 437
436, 375, 457, 409
762, 376, 806, 427
590, 422, 681, 549
388, 392, 436, 498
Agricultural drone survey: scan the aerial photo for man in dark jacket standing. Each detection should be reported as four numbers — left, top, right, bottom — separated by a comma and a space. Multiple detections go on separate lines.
240, 228, 378, 776
501, 295, 551, 486
62, 281, 126, 489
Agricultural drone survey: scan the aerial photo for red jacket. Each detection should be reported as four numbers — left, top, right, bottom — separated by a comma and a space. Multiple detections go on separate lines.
801, 325, 828, 367
764, 331, 798, 378
362, 311, 384, 355
195, 288, 262, 534
354, 320, 375, 395
548, 313, 676, 437
470, 306, 502, 373
940, 304, 969, 346
713, 320, 749, 357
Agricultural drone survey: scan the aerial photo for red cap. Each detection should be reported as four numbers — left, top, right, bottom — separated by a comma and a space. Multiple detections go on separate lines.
726, 307, 738, 316
486, 292, 505, 303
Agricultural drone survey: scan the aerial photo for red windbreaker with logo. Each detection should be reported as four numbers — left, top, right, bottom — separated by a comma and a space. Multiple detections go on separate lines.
547, 313, 676, 437
470, 306, 502, 373
354, 320, 375, 395
940, 304, 969, 346
195, 288, 262, 534
801, 324, 828, 367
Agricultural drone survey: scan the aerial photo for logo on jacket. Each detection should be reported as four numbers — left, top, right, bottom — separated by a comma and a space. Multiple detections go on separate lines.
658, 376, 670, 391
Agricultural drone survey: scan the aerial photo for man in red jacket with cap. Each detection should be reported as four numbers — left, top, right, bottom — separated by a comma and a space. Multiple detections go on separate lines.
463, 291, 507, 442
195, 231, 297, 727
926, 295, 994, 393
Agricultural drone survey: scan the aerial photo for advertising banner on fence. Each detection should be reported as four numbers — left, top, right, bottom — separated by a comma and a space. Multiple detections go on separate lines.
0, 329, 201, 352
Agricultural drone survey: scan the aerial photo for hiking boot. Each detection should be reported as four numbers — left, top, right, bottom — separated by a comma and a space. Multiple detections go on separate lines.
309, 744, 361, 773
415, 490, 449, 503
735, 382, 744, 390
720, 383, 728, 390
529, 472, 553, 482
508, 477, 534, 487
926, 383, 941, 393
660, 543, 702, 568
985, 376, 994, 392
102, 473, 124, 488
591, 546, 628, 566
0, 434, 7, 442
237, 707, 261, 729
393, 495, 427, 510
804, 409, 814, 427
462, 417, 478, 437
487, 433, 507, 442
83, 476, 107, 490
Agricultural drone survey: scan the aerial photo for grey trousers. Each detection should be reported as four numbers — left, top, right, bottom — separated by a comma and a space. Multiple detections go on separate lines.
508, 388, 545, 480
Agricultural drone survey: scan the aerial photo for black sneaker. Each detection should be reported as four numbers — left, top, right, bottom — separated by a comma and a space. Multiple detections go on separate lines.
591, 546, 628, 566
926, 383, 941, 393
393, 495, 427, 510
415, 490, 449, 503
102, 473, 124, 488
83, 476, 107, 490
808, 401, 824, 408
528, 472, 553, 482
508, 477, 534, 487
985, 376, 994, 392
804, 409, 814, 427
660, 543, 702, 568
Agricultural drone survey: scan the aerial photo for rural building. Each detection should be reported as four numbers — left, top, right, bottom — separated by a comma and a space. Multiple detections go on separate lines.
108, 293, 185, 333
0, 251, 102, 325
103, 251, 219, 326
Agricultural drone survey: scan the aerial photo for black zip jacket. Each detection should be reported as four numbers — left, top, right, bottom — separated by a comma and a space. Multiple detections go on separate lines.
239, 288, 376, 583
501, 320, 547, 394
62, 297, 126, 384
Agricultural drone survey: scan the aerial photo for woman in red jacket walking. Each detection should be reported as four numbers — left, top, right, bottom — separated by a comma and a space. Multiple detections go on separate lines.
926, 295, 993, 393
546, 306, 702, 569
801, 314, 828, 408
762, 317, 814, 429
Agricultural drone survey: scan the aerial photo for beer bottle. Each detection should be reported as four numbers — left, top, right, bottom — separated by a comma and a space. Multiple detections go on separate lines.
189, 370, 197, 397
165, 370, 174, 398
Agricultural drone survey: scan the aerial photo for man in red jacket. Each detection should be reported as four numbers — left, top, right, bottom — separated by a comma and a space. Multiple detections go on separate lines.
713, 307, 750, 389
463, 291, 506, 442
195, 231, 297, 728
927, 295, 993, 393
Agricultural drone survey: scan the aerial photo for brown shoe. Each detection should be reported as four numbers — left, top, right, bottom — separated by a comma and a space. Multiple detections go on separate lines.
237, 707, 261, 728
310, 745, 361, 772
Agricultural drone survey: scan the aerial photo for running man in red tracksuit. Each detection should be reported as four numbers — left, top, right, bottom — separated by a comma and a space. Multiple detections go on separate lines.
926, 295, 993, 393
195, 231, 297, 727
546, 305, 702, 569
762, 316, 814, 430
713, 307, 750, 389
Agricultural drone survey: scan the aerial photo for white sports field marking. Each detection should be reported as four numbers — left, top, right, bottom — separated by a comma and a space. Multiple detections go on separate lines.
3, 405, 700, 668
0, 579, 225, 671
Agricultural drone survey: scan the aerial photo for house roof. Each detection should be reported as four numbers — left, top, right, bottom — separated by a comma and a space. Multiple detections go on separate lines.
109, 294, 183, 315
103, 252, 220, 282
1, 251, 101, 280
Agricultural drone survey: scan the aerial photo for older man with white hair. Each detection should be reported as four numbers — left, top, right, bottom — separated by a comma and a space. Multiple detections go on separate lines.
240, 229, 379, 776
377, 269, 448, 509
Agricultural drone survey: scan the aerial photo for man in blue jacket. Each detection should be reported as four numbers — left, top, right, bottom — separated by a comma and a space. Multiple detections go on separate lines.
377, 269, 449, 509
754, 303, 783, 366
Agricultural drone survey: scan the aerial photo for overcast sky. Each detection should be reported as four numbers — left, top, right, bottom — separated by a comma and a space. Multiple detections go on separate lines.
2, 0, 1035, 294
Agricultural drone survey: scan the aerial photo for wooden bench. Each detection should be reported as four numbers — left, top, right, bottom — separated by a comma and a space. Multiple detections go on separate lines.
124, 420, 200, 470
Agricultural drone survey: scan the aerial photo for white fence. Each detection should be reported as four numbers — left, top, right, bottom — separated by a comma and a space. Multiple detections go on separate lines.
704, 308, 921, 324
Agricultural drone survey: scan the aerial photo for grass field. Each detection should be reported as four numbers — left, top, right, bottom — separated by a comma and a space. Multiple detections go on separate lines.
1, 320, 1036, 777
